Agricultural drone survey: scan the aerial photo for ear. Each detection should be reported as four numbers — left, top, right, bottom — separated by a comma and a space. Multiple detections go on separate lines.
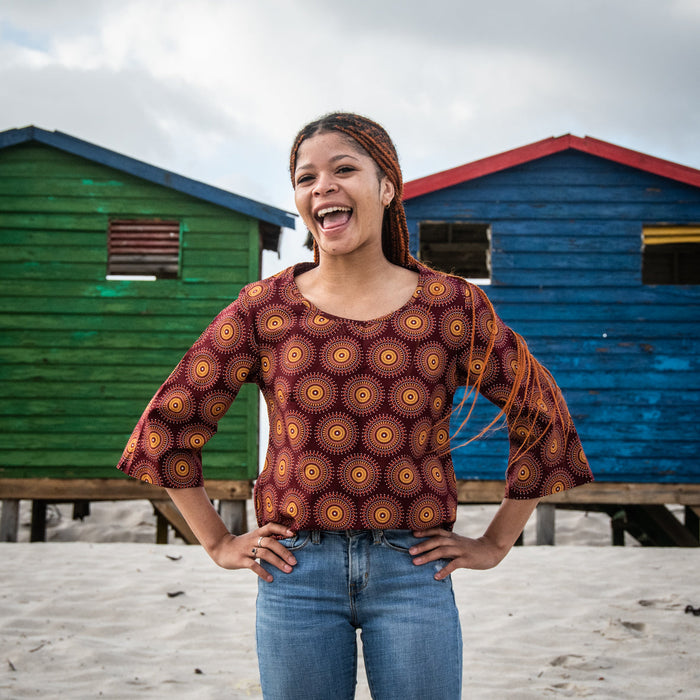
381, 178, 395, 208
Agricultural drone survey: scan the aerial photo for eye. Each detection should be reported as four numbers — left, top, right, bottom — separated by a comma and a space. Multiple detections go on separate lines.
295, 174, 314, 186
337, 165, 356, 174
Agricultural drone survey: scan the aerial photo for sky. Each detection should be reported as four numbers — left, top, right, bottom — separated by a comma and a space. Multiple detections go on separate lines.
2, 0, 699, 274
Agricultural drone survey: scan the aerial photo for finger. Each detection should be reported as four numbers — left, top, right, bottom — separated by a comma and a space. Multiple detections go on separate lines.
255, 546, 295, 573
252, 528, 298, 566
411, 545, 453, 566
408, 532, 453, 556
433, 559, 458, 581
249, 560, 274, 583
261, 523, 295, 538
412, 528, 450, 538
264, 539, 298, 566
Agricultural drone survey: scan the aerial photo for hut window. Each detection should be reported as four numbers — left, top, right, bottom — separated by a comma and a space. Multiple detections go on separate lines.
642, 226, 700, 285
418, 222, 491, 283
107, 220, 180, 280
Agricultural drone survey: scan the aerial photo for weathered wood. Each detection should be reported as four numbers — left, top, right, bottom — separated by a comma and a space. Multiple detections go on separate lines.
0, 140, 261, 484
219, 500, 248, 535
150, 500, 198, 545
1, 499, 20, 542
155, 509, 169, 545
0, 478, 252, 500
454, 480, 700, 505
536, 503, 556, 545
594, 504, 699, 547
639, 506, 700, 547
610, 509, 626, 546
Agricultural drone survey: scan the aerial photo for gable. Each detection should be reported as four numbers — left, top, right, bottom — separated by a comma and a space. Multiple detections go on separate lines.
404, 134, 700, 200
0, 125, 295, 231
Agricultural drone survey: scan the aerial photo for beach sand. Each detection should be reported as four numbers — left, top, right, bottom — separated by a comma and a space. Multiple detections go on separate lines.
1, 502, 698, 699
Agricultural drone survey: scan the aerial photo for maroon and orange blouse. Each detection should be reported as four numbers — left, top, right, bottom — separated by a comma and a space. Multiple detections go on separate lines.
117, 262, 593, 531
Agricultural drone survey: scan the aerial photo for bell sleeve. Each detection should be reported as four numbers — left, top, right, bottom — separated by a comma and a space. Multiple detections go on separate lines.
116, 291, 260, 488
456, 283, 593, 499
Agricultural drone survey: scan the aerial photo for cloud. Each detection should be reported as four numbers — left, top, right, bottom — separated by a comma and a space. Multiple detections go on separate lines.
1, 0, 699, 215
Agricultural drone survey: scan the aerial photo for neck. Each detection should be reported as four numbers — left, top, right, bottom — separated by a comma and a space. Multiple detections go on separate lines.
314, 248, 399, 290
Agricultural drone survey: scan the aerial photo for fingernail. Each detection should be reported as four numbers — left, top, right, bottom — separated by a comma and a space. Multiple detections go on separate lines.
284, 564, 292, 573
289, 557, 297, 565
408, 547, 416, 555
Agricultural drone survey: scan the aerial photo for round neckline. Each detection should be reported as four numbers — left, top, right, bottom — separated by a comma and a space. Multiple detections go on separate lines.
289, 262, 424, 324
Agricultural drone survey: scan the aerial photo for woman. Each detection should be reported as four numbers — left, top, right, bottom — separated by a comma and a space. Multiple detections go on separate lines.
117, 112, 593, 699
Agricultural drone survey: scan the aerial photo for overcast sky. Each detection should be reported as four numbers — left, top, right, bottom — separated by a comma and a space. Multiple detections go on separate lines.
2, 0, 699, 273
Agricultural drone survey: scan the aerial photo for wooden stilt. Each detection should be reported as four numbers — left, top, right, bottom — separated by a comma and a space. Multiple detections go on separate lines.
30, 500, 48, 542
1, 500, 20, 542
151, 500, 198, 544
685, 506, 700, 541
72, 501, 91, 520
219, 500, 247, 535
536, 503, 556, 545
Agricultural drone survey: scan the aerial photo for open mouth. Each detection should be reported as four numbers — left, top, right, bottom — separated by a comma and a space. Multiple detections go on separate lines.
316, 206, 353, 230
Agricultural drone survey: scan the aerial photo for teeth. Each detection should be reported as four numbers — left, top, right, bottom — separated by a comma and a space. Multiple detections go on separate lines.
317, 206, 351, 218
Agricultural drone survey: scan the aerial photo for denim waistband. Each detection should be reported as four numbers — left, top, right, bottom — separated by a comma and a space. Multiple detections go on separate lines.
297, 529, 412, 545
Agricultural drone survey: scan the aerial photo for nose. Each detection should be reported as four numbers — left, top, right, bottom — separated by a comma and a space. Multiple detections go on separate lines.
312, 173, 337, 196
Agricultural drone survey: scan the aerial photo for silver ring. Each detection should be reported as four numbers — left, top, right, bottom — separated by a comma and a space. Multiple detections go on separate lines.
257, 536, 265, 548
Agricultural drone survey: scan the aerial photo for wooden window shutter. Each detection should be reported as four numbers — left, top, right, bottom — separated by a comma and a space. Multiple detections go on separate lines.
108, 220, 180, 279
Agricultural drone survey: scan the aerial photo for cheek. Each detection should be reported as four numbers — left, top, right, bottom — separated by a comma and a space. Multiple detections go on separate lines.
294, 192, 314, 227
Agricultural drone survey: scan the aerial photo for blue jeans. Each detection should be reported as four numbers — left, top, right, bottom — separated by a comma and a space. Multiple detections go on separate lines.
256, 530, 462, 700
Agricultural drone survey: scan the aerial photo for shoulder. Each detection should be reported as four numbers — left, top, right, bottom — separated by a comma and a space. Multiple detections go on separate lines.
416, 263, 482, 307
234, 264, 308, 311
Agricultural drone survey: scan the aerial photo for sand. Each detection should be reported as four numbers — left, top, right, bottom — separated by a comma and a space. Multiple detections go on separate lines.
1, 502, 698, 699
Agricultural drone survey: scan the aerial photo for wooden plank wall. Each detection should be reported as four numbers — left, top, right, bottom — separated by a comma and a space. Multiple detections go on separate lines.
405, 151, 700, 484
0, 142, 260, 482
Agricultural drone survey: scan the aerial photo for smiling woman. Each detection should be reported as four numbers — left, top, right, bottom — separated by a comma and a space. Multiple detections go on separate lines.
116, 112, 593, 700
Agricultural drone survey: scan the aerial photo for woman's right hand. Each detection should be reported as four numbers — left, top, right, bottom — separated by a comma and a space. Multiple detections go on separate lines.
165, 488, 297, 582
209, 523, 298, 582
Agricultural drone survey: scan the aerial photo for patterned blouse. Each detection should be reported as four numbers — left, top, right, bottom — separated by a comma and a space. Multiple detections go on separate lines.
117, 262, 593, 531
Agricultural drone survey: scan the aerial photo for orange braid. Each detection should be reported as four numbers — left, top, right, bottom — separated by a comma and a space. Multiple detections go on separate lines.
289, 112, 420, 269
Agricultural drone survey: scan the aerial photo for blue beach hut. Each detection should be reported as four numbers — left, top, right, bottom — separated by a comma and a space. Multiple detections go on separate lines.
403, 135, 700, 544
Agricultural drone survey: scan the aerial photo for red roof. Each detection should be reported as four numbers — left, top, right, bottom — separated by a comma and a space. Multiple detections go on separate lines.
403, 134, 700, 200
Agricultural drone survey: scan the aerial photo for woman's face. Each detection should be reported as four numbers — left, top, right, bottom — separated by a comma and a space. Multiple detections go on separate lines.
293, 131, 394, 260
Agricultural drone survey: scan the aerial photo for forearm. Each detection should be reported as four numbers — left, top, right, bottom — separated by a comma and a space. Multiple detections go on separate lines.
165, 486, 231, 556
482, 497, 540, 554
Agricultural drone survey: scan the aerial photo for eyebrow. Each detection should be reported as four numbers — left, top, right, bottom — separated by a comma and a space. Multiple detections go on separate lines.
295, 153, 361, 173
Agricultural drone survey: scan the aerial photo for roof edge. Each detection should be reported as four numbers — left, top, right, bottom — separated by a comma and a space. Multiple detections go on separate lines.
403, 133, 700, 200
0, 125, 296, 229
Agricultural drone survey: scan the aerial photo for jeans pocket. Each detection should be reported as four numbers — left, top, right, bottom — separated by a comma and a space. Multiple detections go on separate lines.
379, 529, 426, 553
275, 531, 312, 552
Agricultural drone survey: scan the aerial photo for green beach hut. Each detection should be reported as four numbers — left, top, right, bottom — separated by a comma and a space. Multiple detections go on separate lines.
0, 126, 295, 540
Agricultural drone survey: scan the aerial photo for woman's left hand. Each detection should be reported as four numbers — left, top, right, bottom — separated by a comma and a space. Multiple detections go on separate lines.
411, 498, 540, 579
409, 528, 509, 580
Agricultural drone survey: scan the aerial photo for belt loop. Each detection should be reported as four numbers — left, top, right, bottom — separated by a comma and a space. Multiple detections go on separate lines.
372, 529, 383, 545
311, 530, 321, 545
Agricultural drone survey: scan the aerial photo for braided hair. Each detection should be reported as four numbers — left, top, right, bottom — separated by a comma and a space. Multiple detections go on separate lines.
289, 112, 420, 270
